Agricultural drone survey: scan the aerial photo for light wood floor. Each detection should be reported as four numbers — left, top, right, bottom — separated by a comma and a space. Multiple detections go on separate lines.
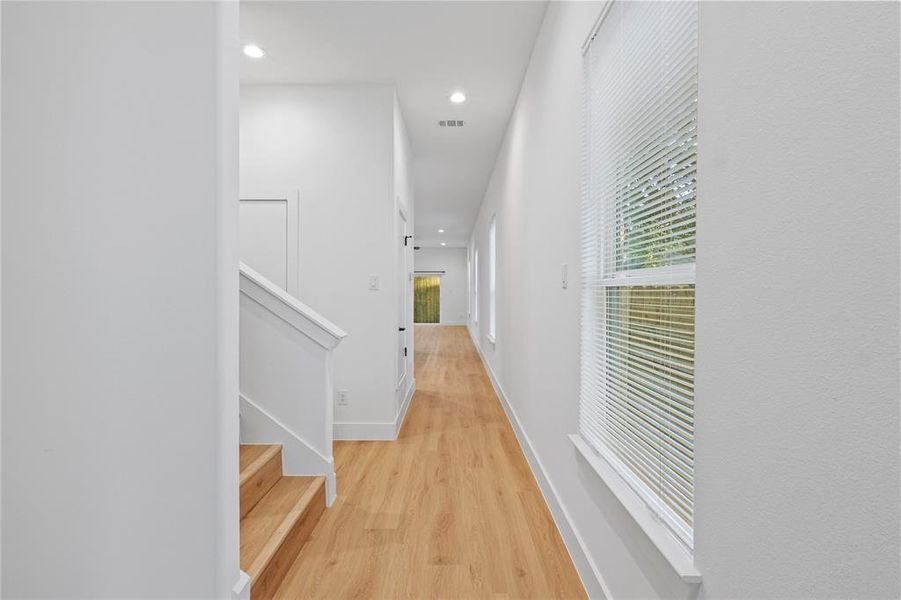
274, 325, 586, 599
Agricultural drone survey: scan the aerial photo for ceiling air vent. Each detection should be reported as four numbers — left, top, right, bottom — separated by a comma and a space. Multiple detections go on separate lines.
438, 120, 465, 128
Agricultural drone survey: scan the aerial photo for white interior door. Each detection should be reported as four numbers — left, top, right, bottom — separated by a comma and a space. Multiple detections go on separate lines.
239, 194, 300, 296
397, 208, 409, 389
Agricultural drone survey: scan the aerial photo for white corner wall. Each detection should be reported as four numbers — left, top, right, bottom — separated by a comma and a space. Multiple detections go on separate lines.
468, 1, 900, 599
241, 85, 410, 438
414, 247, 468, 325
1, 1, 241, 597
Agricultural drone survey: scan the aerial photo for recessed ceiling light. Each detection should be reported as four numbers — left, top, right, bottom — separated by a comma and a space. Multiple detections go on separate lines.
449, 91, 466, 104
243, 44, 266, 59
440, 242, 447, 246
438, 229, 445, 233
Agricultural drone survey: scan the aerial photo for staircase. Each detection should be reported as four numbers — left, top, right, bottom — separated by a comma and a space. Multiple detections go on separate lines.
240, 444, 326, 600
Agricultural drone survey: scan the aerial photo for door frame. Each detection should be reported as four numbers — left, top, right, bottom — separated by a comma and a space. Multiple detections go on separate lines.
239, 190, 300, 297
413, 273, 442, 324
396, 205, 411, 390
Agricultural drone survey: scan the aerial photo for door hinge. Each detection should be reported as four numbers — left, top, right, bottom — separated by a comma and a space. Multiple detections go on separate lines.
404, 347, 408, 357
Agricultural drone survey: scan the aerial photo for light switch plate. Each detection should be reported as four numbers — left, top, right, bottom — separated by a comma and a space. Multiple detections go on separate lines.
368, 275, 380, 290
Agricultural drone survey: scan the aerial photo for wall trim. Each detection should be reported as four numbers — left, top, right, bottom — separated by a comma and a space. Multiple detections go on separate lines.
239, 190, 301, 298
467, 326, 612, 600
231, 571, 250, 600
335, 379, 416, 441
395, 378, 416, 437
333, 420, 396, 440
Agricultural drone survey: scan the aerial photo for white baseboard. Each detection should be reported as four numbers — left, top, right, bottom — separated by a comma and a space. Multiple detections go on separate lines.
239, 394, 337, 505
333, 420, 396, 440
231, 570, 250, 600
395, 377, 416, 437
334, 379, 416, 441
468, 327, 611, 600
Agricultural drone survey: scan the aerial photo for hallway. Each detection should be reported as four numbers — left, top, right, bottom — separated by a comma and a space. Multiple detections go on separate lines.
273, 326, 586, 599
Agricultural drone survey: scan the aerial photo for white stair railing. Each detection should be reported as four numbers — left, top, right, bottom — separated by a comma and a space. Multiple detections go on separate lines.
238, 262, 346, 504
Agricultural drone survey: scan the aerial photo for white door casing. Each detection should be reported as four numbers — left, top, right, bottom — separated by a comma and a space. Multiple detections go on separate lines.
239, 191, 300, 297
396, 206, 409, 389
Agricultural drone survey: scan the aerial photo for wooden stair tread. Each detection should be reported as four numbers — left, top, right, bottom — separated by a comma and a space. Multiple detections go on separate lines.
240, 475, 325, 580
240, 444, 280, 476
239, 444, 283, 518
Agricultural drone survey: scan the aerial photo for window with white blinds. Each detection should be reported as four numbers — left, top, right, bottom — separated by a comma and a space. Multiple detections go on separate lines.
579, 0, 698, 549
473, 249, 479, 325
488, 216, 497, 340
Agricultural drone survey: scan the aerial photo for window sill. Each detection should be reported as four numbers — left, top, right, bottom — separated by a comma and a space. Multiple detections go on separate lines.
569, 433, 702, 584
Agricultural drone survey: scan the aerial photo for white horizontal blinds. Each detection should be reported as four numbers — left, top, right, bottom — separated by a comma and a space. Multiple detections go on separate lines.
473, 249, 479, 325
580, 0, 698, 548
489, 217, 497, 339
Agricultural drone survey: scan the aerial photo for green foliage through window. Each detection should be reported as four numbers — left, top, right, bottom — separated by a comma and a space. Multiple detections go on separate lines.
414, 276, 440, 323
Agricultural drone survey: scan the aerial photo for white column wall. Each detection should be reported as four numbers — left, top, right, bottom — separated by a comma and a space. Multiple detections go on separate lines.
1, 1, 241, 597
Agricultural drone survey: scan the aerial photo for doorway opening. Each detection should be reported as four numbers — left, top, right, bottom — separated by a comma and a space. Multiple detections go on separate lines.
414, 276, 441, 323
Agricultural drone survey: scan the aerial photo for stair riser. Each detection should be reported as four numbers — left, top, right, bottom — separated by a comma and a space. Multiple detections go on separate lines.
240, 449, 282, 518
251, 482, 326, 600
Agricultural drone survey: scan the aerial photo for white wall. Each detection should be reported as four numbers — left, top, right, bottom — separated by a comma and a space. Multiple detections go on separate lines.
1, 2, 5, 587
693, 3, 899, 598
414, 247, 468, 325
468, 2, 900, 599
1, 2, 241, 597
241, 85, 412, 438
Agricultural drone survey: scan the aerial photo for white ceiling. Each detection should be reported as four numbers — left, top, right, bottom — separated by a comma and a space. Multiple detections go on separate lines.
240, 1, 548, 248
